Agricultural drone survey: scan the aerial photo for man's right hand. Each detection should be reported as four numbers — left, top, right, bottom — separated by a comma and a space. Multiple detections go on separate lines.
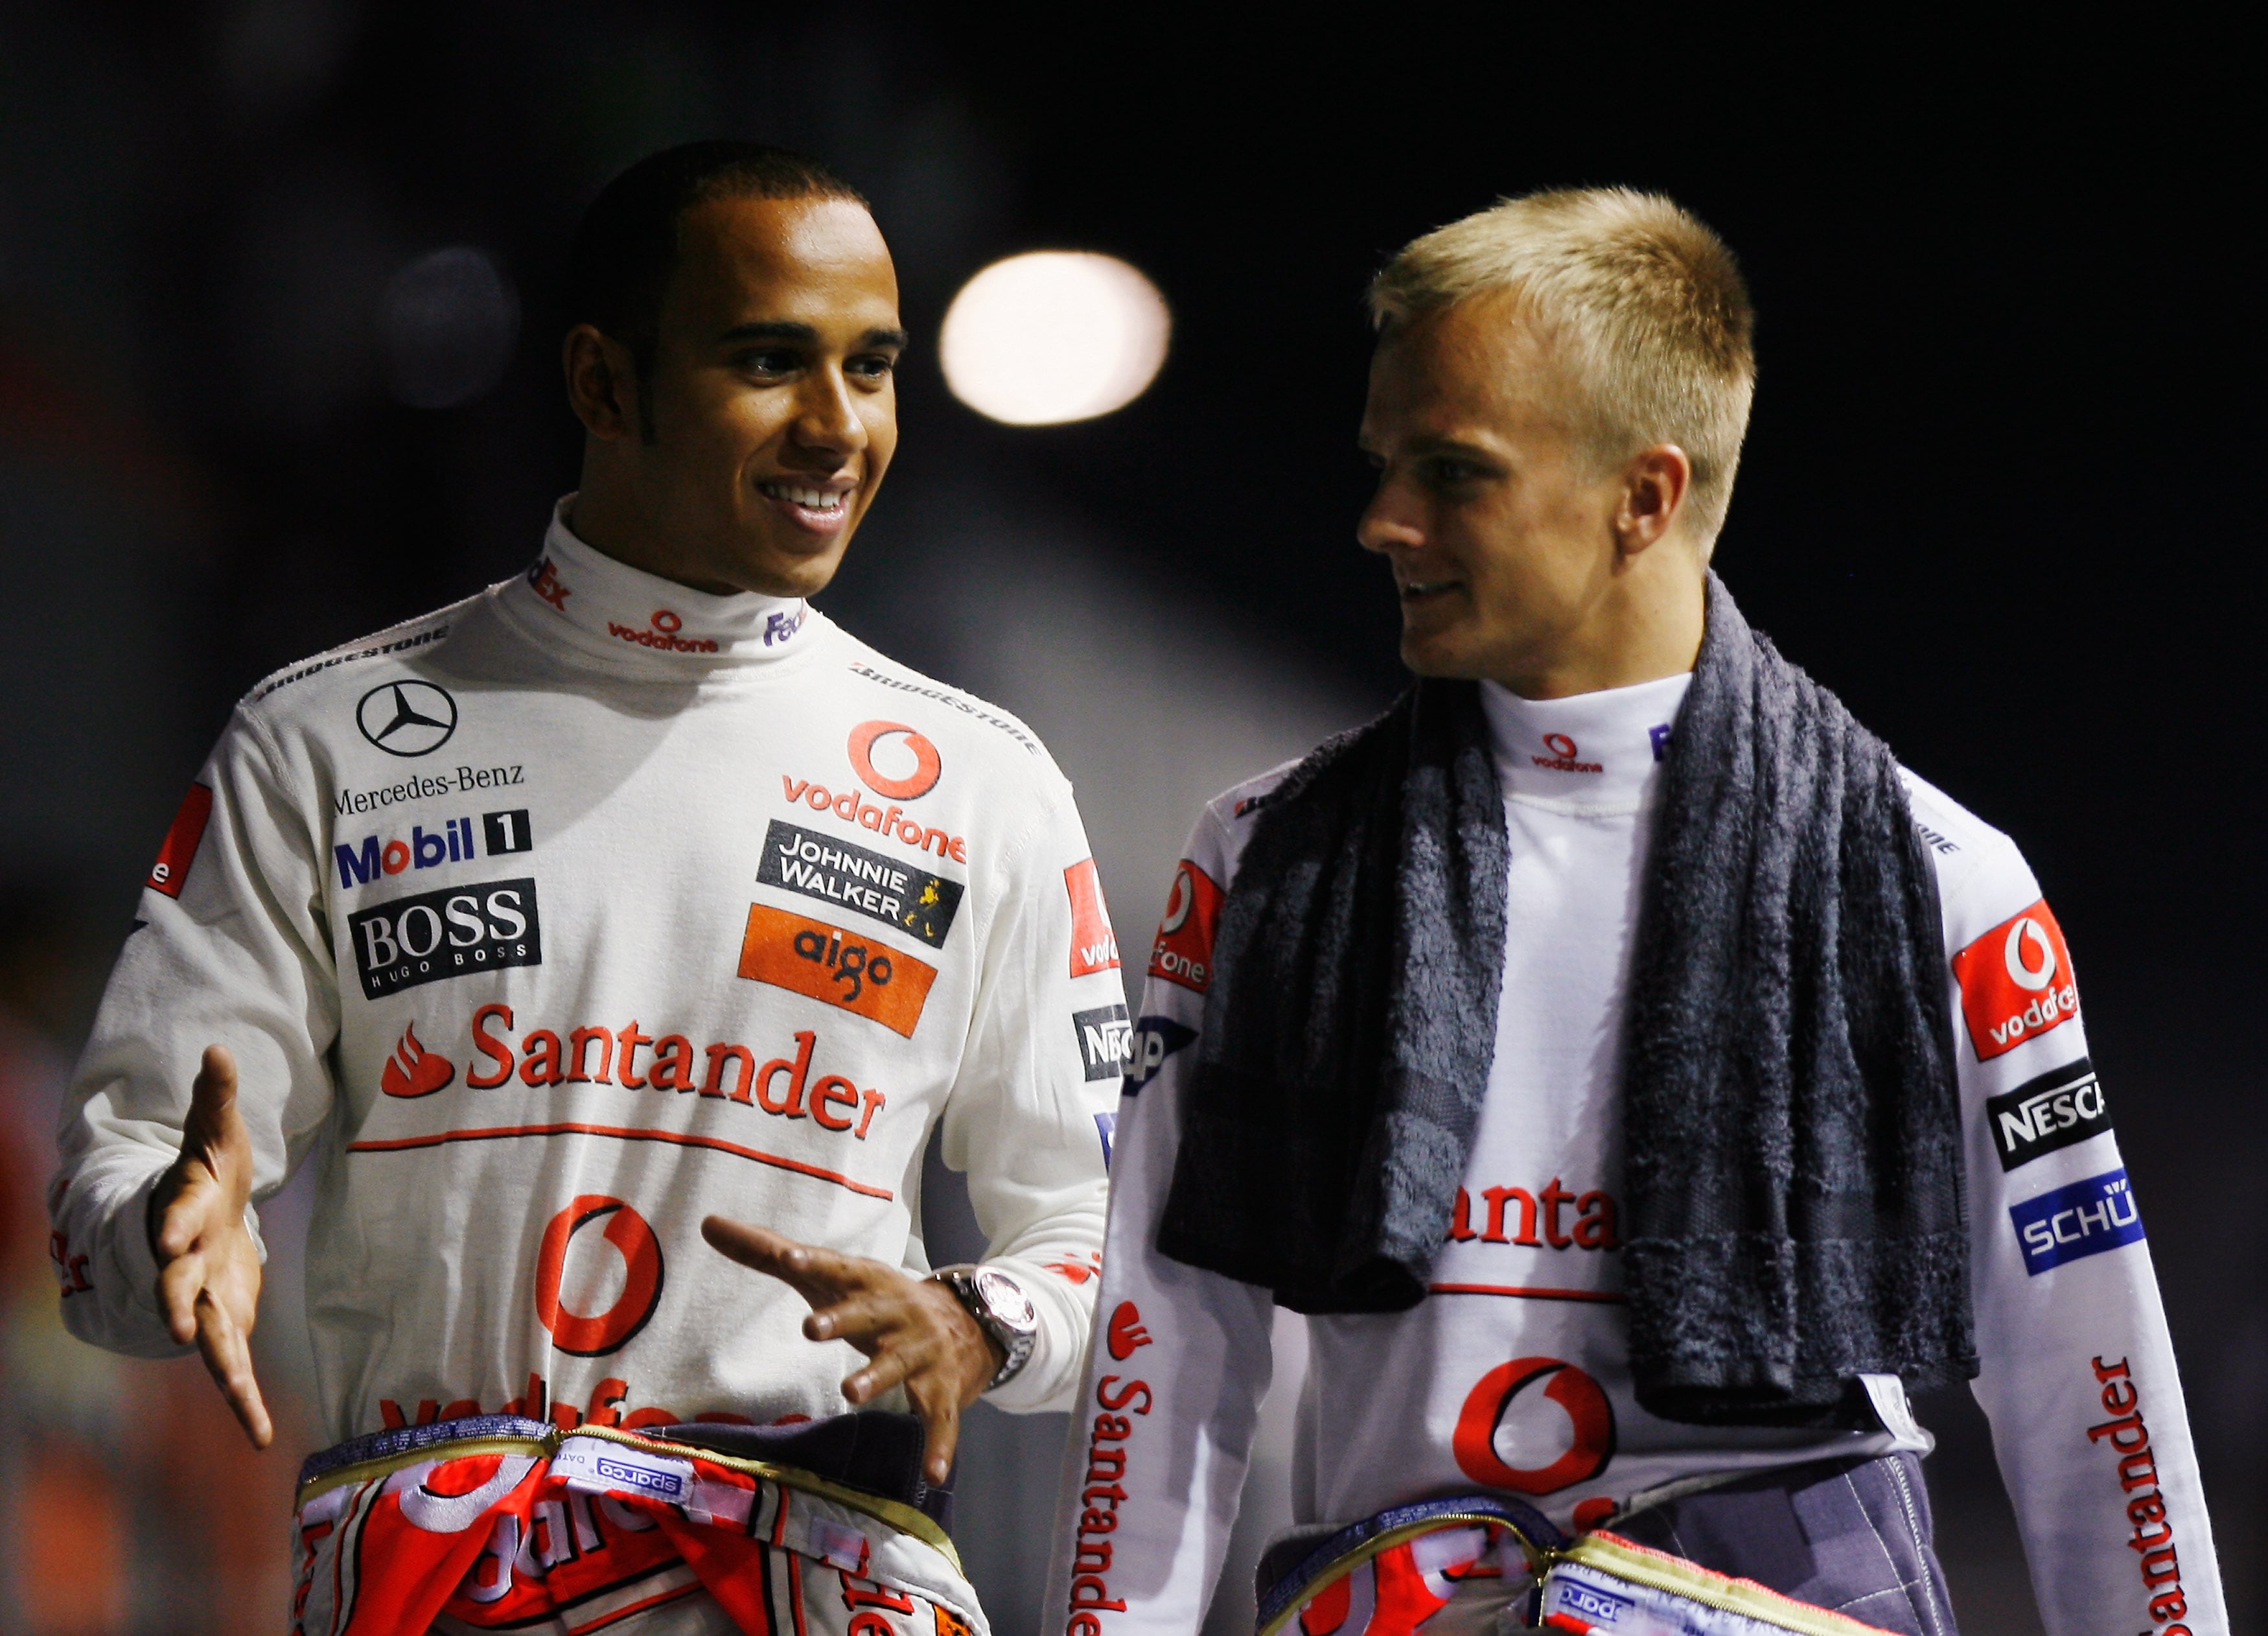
148, 1044, 272, 1449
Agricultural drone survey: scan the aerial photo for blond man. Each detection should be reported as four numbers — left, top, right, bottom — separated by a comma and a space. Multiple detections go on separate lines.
1043, 190, 2221, 1635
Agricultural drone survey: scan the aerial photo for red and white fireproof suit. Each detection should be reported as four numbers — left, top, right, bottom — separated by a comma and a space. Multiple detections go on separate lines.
1047, 672, 2223, 1636
51, 506, 1121, 1449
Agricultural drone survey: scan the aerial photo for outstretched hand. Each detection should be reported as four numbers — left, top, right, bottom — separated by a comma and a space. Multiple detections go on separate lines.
148, 1045, 272, 1449
701, 1217, 1002, 1486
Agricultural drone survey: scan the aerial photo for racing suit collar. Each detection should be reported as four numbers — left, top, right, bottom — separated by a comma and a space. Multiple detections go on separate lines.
1479, 671, 1693, 810
509, 497, 818, 669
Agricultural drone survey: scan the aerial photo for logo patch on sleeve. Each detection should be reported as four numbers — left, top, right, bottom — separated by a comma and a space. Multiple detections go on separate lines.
148, 784, 214, 898
737, 904, 937, 1037
1148, 861, 1224, 993
2008, 1167, 2145, 1274
1985, 1056, 2111, 1171
1072, 1004, 1133, 1081
1065, 859, 1120, 977
1950, 898, 2080, 1060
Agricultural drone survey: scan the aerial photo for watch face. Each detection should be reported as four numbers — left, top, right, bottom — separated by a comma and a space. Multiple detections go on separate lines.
973, 1267, 1037, 1329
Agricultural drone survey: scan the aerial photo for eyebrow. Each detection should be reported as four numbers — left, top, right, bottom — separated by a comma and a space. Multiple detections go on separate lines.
715, 320, 909, 350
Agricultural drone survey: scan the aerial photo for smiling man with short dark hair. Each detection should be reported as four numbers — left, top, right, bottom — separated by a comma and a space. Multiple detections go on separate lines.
52, 141, 1120, 1633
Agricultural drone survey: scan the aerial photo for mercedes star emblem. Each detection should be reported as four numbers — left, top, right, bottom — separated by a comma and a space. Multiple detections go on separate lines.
356, 681, 459, 757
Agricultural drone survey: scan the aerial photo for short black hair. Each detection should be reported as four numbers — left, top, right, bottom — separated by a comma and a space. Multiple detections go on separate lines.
564, 140, 868, 382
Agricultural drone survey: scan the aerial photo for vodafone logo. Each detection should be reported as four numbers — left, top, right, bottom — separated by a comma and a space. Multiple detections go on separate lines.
2004, 917, 2057, 992
607, 607, 719, 653
1451, 1357, 1616, 1494
1149, 859, 1225, 994
1530, 732, 1603, 775
535, 1196, 665, 1357
1952, 898, 2081, 1060
848, 721, 942, 801
653, 609, 682, 632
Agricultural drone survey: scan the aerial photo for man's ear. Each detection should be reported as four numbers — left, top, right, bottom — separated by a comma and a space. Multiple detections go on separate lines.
1615, 443, 1693, 555
562, 324, 642, 442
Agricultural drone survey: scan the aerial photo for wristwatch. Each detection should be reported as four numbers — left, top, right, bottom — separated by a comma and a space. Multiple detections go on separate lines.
928, 1264, 1038, 1391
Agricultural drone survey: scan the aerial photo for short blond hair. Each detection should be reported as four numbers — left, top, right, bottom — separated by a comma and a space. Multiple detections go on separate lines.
1369, 187, 1756, 549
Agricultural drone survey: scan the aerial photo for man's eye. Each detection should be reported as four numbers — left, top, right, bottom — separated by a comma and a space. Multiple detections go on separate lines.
738, 350, 800, 375
1428, 459, 1481, 485
848, 354, 897, 380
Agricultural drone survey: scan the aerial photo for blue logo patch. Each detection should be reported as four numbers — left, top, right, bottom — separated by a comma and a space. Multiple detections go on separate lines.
1095, 1110, 1117, 1168
1123, 1015, 1197, 1095
2009, 1167, 2145, 1275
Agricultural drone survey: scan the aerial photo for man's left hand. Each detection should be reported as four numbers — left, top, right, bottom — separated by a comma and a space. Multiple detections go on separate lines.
700, 1217, 1002, 1485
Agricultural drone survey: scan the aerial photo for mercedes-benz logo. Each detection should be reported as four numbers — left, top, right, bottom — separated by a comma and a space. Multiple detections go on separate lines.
356, 681, 458, 757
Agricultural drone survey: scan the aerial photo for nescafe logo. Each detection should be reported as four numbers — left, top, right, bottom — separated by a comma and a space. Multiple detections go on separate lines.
848, 720, 942, 801
535, 1196, 665, 1357
1451, 1356, 1616, 1494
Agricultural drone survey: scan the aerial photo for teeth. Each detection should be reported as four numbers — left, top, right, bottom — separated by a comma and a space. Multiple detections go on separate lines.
763, 483, 846, 511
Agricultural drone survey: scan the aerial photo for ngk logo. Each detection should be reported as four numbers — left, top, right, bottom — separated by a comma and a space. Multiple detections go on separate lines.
1148, 860, 1224, 993
1952, 898, 2081, 1060
607, 607, 719, 653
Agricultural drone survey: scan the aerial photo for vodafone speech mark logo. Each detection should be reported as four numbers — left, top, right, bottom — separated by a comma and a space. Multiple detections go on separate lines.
535, 1196, 665, 1357
1532, 733, 1603, 775
1452, 1357, 1616, 1495
1952, 898, 2080, 1060
1065, 858, 1120, 977
607, 607, 720, 654
848, 720, 942, 801
1149, 860, 1225, 993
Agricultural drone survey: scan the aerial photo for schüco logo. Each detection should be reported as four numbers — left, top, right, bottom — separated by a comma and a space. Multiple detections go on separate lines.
1531, 732, 1603, 774
607, 607, 719, 654
1951, 898, 2081, 1060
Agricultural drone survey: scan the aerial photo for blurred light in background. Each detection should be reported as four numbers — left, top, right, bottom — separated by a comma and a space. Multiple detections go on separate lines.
380, 246, 521, 410
939, 252, 1169, 425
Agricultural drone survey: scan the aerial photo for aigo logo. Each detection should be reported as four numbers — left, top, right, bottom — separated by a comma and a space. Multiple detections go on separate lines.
535, 1195, 665, 1357
1952, 898, 2081, 1060
848, 720, 942, 801
1451, 1357, 1616, 1494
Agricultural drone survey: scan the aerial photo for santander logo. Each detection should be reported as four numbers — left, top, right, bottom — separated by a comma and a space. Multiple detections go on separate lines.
1952, 899, 2081, 1060
380, 1023, 455, 1098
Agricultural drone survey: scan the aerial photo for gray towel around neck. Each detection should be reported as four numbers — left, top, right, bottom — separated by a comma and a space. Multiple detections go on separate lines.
1155, 573, 1978, 1426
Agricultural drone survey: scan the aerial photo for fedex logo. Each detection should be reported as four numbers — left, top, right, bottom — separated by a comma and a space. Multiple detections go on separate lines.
335, 809, 533, 889
2009, 1167, 2146, 1275
1951, 898, 2080, 1060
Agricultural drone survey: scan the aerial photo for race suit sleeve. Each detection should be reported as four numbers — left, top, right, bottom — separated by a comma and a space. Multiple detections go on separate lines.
934, 780, 1123, 1414
49, 705, 340, 1358
1040, 801, 1278, 1636
1919, 781, 2225, 1635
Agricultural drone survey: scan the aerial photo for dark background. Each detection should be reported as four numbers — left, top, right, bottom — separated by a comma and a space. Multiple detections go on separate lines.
0, 4, 2255, 1631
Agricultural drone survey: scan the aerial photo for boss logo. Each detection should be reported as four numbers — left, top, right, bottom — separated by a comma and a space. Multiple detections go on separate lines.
347, 877, 542, 999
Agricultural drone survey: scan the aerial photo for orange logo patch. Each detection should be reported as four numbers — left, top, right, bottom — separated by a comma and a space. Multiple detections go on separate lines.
737, 904, 937, 1038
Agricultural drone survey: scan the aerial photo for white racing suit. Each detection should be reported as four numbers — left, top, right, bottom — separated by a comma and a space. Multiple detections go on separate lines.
51, 506, 1124, 1628
1046, 671, 2223, 1636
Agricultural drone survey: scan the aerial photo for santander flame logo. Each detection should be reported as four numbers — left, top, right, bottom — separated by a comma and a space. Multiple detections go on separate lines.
380, 1023, 456, 1098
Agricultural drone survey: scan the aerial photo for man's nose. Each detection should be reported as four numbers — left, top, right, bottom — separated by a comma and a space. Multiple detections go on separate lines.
1356, 480, 1424, 555
789, 366, 869, 458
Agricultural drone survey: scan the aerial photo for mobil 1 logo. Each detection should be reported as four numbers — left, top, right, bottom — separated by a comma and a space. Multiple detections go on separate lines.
1985, 1056, 2112, 1171
1072, 1004, 1133, 1082
347, 877, 542, 1000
